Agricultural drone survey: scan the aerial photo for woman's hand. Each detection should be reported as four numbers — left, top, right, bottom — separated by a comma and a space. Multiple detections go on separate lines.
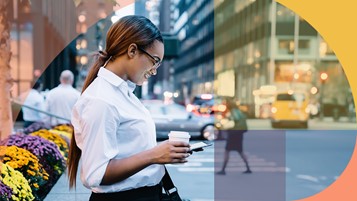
150, 140, 191, 164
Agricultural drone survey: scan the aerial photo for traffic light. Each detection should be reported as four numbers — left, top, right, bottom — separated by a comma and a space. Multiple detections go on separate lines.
320, 72, 328, 83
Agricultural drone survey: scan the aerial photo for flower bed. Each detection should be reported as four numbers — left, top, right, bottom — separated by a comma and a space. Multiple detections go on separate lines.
0, 163, 35, 201
0, 180, 13, 201
0, 146, 49, 200
30, 130, 69, 161
0, 124, 71, 201
22, 122, 51, 135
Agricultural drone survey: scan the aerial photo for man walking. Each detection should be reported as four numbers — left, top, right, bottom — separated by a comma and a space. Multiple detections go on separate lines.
45, 70, 80, 126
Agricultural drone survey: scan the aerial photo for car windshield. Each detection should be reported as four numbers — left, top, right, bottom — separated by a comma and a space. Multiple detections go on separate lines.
165, 104, 187, 115
192, 97, 213, 105
143, 102, 189, 119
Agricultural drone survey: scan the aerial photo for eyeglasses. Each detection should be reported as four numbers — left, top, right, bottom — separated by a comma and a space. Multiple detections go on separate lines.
137, 46, 162, 69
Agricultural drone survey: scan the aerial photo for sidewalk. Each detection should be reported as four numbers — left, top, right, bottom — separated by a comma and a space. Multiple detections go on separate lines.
44, 172, 91, 201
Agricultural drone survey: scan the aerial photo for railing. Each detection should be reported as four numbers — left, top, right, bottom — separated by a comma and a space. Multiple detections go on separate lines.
11, 99, 71, 122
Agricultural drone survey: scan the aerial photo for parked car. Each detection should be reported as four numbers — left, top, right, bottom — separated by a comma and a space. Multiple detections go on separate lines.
186, 94, 226, 116
271, 91, 309, 128
142, 100, 216, 140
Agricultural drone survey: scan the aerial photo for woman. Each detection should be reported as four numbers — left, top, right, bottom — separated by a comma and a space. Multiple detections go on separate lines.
67, 15, 190, 201
217, 98, 251, 175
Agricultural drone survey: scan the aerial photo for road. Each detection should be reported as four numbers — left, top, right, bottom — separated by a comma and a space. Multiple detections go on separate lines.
246, 117, 357, 130
43, 118, 356, 201
167, 118, 356, 201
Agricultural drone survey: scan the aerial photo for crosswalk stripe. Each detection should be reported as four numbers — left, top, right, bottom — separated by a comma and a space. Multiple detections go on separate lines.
190, 199, 214, 201
213, 158, 268, 163
223, 162, 277, 167
178, 167, 214, 172
177, 166, 287, 172
187, 158, 214, 162
167, 143, 287, 174
187, 158, 270, 163
168, 162, 277, 167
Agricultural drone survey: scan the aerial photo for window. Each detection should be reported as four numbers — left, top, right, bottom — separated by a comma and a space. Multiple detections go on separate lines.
278, 39, 311, 55
276, 3, 295, 22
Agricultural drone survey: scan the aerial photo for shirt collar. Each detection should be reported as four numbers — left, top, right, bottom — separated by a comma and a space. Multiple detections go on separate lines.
97, 67, 136, 92
126, 80, 136, 92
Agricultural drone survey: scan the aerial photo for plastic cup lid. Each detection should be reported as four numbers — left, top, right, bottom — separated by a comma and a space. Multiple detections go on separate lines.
168, 131, 191, 138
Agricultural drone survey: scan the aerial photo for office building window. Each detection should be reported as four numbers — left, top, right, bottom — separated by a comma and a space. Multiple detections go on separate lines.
274, 62, 312, 83
320, 39, 335, 57
276, 3, 295, 22
278, 39, 311, 55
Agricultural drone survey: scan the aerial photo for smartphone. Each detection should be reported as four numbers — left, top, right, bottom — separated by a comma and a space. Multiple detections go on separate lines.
190, 142, 212, 152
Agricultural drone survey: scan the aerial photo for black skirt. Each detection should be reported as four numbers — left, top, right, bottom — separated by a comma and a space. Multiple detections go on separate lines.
89, 184, 162, 201
225, 130, 245, 152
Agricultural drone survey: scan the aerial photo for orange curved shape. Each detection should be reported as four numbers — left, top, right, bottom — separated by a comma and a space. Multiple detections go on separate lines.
276, 0, 357, 200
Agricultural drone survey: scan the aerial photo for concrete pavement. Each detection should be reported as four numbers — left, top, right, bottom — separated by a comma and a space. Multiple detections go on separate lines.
44, 172, 91, 201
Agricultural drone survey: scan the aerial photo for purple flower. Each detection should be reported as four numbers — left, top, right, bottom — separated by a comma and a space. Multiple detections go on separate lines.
23, 121, 51, 134
1, 134, 65, 179
0, 180, 13, 200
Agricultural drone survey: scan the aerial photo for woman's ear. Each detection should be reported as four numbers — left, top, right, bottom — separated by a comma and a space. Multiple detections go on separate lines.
127, 43, 138, 59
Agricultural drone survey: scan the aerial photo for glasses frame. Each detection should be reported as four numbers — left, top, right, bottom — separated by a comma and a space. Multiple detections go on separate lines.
137, 46, 162, 69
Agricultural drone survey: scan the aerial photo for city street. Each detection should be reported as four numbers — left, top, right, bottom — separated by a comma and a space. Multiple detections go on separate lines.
247, 117, 357, 130
167, 118, 356, 201
44, 118, 356, 201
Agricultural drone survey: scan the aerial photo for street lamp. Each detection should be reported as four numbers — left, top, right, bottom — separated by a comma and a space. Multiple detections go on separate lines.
319, 72, 328, 119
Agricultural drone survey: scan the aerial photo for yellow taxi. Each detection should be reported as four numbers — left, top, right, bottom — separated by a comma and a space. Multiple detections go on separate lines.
271, 91, 309, 128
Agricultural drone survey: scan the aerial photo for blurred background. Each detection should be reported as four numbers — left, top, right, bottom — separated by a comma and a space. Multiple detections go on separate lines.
7, 0, 355, 127
3, 0, 357, 201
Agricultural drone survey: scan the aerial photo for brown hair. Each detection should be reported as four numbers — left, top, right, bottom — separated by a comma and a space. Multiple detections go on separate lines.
67, 15, 163, 188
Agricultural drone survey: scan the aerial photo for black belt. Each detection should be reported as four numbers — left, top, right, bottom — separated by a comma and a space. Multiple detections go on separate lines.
89, 184, 161, 201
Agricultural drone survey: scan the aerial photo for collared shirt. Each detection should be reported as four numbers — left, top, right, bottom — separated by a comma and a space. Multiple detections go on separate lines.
46, 84, 80, 126
71, 67, 164, 193
22, 89, 46, 122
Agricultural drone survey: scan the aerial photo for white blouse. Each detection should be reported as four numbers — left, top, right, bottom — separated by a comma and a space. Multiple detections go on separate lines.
71, 67, 164, 193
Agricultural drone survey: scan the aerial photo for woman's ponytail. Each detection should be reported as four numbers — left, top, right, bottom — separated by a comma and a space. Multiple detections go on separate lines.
81, 51, 111, 93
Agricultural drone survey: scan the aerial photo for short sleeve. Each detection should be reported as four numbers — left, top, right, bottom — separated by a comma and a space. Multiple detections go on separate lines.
72, 98, 120, 187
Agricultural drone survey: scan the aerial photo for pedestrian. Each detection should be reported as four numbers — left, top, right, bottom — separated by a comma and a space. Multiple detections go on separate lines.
217, 97, 252, 175
21, 79, 46, 127
45, 70, 80, 126
67, 15, 191, 201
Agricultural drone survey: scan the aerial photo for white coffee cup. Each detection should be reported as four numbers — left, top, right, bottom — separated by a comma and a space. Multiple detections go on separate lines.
168, 131, 191, 143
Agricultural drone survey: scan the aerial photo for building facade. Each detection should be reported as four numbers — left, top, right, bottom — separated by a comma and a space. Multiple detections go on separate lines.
214, 0, 348, 117
9, 0, 78, 97
170, 0, 214, 105
73, 0, 115, 90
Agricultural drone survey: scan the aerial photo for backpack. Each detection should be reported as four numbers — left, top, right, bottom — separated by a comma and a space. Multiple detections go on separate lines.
230, 108, 248, 132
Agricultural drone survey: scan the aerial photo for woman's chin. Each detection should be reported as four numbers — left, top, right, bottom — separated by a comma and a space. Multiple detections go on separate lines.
136, 79, 146, 86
